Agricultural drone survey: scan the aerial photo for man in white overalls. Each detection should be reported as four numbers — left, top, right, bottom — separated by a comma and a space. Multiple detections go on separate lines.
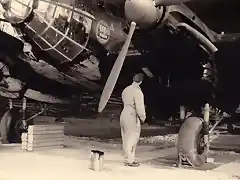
120, 73, 146, 167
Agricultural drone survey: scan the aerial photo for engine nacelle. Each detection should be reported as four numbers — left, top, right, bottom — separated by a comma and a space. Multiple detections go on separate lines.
124, 0, 165, 28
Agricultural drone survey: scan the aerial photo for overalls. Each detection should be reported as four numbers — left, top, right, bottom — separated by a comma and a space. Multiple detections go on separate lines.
120, 82, 146, 163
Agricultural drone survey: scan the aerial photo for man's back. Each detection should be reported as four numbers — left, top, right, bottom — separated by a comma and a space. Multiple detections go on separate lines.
122, 84, 136, 109
119, 73, 145, 167
121, 83, 146, 122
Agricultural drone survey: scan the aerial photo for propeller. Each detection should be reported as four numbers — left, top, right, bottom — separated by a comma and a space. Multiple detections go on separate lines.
98, 21, 136, 112
97, 0, 195, 113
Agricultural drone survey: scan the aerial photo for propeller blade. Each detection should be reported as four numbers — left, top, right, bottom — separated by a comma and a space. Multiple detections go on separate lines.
154, 0, 192, 6
98, 21, 136, 113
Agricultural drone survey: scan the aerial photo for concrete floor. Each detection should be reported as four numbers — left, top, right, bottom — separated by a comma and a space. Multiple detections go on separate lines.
0, 139, 239, 180
1, 116, 240, 179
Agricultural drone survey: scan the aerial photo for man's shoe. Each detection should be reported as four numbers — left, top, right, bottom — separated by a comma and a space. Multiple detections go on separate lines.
124, 161, 140, 167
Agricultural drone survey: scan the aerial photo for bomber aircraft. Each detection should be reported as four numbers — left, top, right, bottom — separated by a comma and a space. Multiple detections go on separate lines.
0, 0, 239, 167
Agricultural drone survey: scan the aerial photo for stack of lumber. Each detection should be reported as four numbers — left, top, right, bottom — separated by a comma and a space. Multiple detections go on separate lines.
21, 124, 64, 151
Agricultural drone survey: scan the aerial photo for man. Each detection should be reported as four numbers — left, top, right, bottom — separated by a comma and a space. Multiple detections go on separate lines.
120, 73, 146, 167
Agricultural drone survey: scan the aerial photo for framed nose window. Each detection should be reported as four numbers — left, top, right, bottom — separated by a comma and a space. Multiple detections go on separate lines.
25, 0, 93, 63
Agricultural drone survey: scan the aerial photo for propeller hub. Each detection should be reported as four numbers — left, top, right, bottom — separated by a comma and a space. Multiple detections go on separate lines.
124, 0, 163, 28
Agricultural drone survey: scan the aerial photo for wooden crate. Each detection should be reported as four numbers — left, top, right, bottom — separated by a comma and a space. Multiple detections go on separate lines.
21, 125, 64, 152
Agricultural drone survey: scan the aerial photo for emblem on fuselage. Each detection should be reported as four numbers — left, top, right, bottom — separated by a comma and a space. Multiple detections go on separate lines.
96, 20, 111, 44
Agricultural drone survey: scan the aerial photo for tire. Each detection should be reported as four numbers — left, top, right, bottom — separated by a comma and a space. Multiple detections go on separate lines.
0, 108, 21, 143
177, 117, 207, 167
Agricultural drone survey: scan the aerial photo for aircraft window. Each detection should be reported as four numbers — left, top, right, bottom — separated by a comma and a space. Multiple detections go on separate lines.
51, 5, 71, 33
44, 11, 92, 60
67, 13, 90, 45
25, 21, 51, 50
41, 27, 63, 46
52, 15, 68, 34
55, 37, 83, 59
32, 5, 72, 49
28, 13, 48, 35
47, 48, 68, 63
35, 0, 57, 23
33, 36, 51, 50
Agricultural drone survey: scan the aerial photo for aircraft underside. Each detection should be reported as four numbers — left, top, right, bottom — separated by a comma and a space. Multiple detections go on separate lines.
0, 25, 239, 122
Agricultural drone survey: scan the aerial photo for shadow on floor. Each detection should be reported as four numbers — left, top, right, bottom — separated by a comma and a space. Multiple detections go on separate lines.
140, 153, 239, 171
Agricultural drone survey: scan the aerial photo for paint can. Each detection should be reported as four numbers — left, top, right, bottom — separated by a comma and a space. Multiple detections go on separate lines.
90, 150, 104, 171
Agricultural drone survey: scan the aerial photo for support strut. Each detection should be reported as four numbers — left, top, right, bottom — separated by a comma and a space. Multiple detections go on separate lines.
22, 97, 27, 129
203, 103, 210, 154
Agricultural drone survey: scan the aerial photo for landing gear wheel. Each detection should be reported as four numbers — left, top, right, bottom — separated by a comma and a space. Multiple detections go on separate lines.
177, 117, 207, 167
0, 108, 22, 143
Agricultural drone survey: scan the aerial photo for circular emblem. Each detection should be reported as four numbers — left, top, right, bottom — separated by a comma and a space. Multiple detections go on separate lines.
96, 20, 110, 44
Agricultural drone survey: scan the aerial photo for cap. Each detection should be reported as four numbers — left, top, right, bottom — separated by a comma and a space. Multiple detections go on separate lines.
133, 73, 144, 83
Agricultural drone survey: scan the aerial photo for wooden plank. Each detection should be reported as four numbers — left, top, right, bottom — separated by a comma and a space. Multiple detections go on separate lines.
27, 145, 64, 152
28, 125, 64, 132
28, 124, 64, 128
21, 133, 28, 142
28, 124, 64, 129
28, 130, 64, 135
21, 138, 28, 142
21, 133, 28, 138
27, 134, 64, 142
28, 137, 64, 143
21, 144, 27, 150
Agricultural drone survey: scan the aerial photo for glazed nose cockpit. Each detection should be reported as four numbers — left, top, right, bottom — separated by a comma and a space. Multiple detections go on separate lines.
0, 0, 94, 63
